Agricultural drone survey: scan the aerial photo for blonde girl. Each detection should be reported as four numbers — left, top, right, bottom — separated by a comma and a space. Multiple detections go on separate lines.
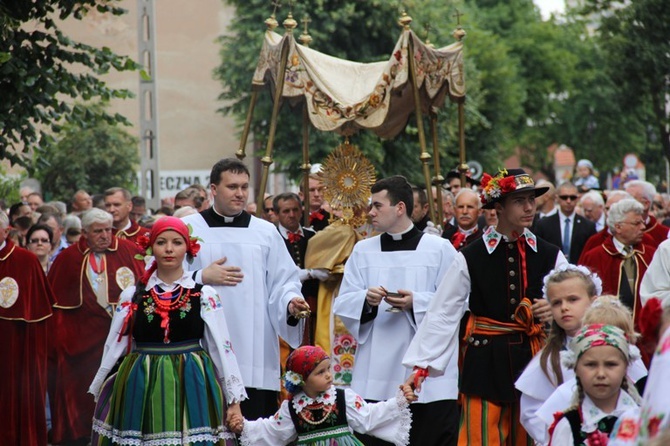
516, 264, 601, 444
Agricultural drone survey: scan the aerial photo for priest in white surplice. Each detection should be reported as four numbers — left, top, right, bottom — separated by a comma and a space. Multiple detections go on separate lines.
183, 158, 310, 420
334, 176, 460, 446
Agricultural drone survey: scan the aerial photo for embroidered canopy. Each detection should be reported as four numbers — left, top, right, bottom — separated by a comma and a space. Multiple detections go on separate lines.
251, 29, 465, 138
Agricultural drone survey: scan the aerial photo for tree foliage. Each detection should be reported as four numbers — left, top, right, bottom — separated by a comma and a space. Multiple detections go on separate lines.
0, 0, 138, 171
35, 103, 139, 202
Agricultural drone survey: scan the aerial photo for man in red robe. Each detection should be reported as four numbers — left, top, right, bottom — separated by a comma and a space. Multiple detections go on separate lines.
104, 186, 147, 243
625, 180, 669, 247
579, 198, 656, 363
47, 208, 144, 445
0, 212, 56, 446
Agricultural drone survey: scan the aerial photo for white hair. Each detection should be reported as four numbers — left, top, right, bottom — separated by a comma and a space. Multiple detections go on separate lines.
606, 190, 632, 202
81, 208, 113, 230
580, 190, 604, 207
0, 211, 8, 229
455, 188, 482, 208
607, 198, 644, 232
625, 180, 656, 203
442, 189, 455, 203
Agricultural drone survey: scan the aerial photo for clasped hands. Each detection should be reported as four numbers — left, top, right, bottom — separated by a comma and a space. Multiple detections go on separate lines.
365, 286, 413, 311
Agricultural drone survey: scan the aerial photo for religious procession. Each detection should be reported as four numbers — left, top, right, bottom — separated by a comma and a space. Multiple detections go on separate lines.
2, 1, 669, 446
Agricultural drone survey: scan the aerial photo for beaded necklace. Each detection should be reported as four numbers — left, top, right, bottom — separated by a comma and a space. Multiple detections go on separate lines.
143, 286, 192, 343
298, 401, 336, 426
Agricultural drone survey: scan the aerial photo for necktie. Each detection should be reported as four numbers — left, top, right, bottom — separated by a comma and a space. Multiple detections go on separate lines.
622, 246, 636, 291
562, 218, 571, 259
288, 231, 302, 244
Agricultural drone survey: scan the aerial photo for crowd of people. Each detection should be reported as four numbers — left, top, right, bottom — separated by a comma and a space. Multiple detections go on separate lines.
1, 156, 670, 446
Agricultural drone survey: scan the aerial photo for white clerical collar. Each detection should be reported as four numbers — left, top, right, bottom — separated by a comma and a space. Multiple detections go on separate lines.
212, 205, 241, 223
146, 270, 196, 290
458, 226, 478, 237
612, 236, 632, 256
387, 222, 414, 241
558, 210, 575, 222
278, 224, 303, 238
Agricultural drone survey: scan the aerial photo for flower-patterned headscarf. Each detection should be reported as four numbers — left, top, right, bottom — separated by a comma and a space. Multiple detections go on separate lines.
562, 324, 631, 369
284, 345, 329, 394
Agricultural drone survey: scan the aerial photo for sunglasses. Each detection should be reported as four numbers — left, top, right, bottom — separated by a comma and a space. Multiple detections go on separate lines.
559, 195, 578, 201
29, 238, 51, 244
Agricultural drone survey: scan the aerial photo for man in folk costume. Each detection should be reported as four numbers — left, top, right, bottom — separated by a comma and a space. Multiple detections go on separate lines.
104, 186, 147, 244
334, 175, 460, 445
442, 188, 484, 250
47, 208, 143, 445
403, 168, 566, 446
182, 158, 310, 420
625, 180, 670, 247
0, 212, 56, 446
579, 198, 656, 363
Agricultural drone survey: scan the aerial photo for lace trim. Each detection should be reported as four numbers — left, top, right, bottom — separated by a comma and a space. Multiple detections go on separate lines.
394, 389, 412, 446
292, 385, 337, 414
92, 418, 236, 445
222, 375, 247, 404
297, 425, 351, 441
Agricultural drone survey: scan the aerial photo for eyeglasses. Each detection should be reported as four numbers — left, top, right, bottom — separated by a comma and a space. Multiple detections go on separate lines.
29, 238, 50, 244
264, 208, 273, 213
558, 195, 578, 201
619, 220, 645, 227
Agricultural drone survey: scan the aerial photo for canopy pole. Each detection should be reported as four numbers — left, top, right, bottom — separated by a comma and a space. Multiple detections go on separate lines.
301, 103, 312, 226
256, 15, 297, 216
236, 90, 259, 160
430, 113, 444, 226
457, 101, 468, 189
402, 14, 436, 224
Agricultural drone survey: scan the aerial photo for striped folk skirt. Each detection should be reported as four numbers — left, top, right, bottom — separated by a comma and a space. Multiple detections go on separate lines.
91, 340, 238, 445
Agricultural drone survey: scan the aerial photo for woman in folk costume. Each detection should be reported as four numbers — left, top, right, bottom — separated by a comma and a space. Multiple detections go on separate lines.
230, 345, 411, 446
608, 293, 670, 445
548, 324, 641, 445
88, 216, 246, 445
516, 264, 602, 445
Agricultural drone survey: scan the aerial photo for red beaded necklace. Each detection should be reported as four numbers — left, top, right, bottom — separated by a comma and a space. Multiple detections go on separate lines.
147, 286, 191, 343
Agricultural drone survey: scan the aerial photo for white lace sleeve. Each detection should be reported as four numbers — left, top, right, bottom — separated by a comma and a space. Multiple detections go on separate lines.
88, 287, 135, 401
200, 286, 247, 404
239, 400, 297, 446
345, 388, 411, 446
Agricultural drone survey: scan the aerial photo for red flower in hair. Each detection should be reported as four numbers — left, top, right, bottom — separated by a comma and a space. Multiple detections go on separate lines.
499, 176, 517, 193
480, 173, 492, 189
136, 235, 151, 251
188, 239, 201, 257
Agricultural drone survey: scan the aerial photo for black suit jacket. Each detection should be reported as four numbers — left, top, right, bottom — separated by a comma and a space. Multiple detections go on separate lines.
534, 212, 597, 263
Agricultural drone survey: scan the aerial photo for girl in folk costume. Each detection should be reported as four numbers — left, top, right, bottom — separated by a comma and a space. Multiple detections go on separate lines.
608, 294, 670, 445
516, 264, 603, 445
229, 345, 412, 446
88, 216, 246, 445
548, 324, 641, 445
535, 296, 648, 434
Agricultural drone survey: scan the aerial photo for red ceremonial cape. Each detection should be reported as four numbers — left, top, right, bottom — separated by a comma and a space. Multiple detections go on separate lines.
579, 228, 654, 264
579, 235, 656, 364
46, 236, 143, 443
114, 219, 147, 245
0, 240, 56, 446
644, 215, 670, 248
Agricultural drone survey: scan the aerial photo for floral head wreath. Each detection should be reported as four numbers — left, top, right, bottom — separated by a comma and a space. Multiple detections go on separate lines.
479, 168, 549, 209
542, 263, 603, 299
283, 346, 329, 395
134, 216, 202, 284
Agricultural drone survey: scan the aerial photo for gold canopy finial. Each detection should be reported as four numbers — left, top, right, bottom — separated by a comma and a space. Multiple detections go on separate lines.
265, 0, 281, 30
299, 14, 313, 46
398, 11, 412, 30
452, 9, 467, 41
283, 12, 298, 32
